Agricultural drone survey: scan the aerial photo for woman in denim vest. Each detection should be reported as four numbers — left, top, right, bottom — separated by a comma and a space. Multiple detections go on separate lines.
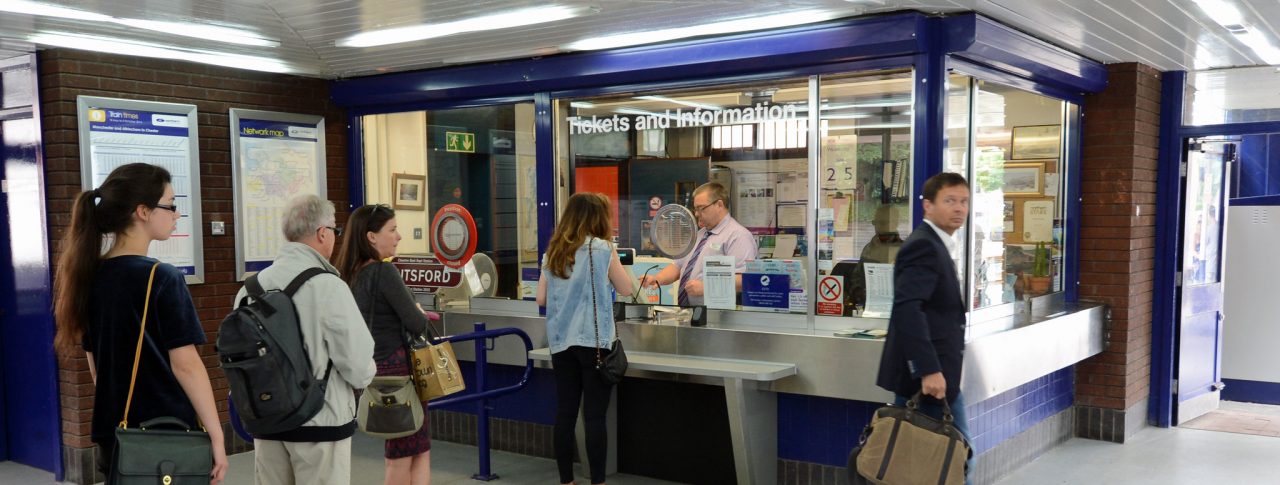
537, 193, 633, 485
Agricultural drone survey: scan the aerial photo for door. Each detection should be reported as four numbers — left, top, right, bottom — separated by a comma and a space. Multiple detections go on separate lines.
1, 54, 61, 475
1175, 138, 1233, 424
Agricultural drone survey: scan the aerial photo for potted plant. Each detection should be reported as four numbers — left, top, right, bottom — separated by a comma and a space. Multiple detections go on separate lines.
1026, 242, 1052, 295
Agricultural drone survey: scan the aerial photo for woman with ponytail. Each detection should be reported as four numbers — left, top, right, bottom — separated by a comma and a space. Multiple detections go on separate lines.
535, 193, 633, 485
54, 163, 228, 483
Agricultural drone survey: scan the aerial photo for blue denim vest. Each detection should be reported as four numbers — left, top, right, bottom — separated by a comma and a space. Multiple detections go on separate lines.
544, 237, 616, 354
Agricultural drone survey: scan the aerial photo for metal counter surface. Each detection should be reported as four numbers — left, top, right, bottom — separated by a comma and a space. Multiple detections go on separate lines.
441, 302, 1106, 404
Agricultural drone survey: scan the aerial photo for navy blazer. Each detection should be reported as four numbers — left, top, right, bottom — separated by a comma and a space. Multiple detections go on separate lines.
875, 223, 967, 403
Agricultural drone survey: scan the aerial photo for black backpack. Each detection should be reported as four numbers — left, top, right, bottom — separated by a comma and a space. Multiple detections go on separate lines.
218, 267, 332, 436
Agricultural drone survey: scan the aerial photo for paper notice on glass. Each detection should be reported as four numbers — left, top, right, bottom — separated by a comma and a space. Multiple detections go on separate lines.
778, 173, 807, 203
703, 255, 737, 310
1043, 173, 1060, 197
830, 195, 851, 232
777, 204, 807, 228
773, 234, 798, 259
862, 263, 894, 318
1023, 200, 1054, 242
735, 172, 775, 229
834, 236, 857, 260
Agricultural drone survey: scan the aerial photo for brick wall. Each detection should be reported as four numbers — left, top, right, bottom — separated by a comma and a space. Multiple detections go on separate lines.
39, 48, 348, 482
1075, 62, 1161, 442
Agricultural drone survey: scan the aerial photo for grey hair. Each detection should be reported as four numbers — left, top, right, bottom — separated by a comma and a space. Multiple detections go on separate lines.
281, 194, 335, 242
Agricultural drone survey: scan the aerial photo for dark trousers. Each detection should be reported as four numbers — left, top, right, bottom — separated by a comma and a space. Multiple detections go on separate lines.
552, 346, 614, 484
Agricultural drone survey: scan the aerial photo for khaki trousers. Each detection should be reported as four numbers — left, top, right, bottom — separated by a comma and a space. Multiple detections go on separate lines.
254, 437, 352, 485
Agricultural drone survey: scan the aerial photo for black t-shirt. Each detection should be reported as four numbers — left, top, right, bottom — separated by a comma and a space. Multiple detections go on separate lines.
82, 256, 206, 445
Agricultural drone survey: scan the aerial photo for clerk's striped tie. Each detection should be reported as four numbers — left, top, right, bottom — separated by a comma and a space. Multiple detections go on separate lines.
677, 233, 711, 306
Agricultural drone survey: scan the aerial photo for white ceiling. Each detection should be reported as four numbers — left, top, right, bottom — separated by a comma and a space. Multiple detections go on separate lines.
0, 0, 1277, 78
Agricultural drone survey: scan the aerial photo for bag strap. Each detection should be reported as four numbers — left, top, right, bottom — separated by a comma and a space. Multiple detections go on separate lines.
588, 237, 602, 367
119, 262, 161, 430
245, 273, 266, 299
285, 267, 332, 297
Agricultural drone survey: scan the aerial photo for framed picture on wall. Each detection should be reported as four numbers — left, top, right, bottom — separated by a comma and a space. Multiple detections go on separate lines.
392, 173, 426, 210
1003, 162, 1044, 196
1010, 124, 1062, 160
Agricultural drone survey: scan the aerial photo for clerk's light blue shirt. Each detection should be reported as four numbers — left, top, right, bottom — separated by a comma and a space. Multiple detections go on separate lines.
544, 237, 616, 354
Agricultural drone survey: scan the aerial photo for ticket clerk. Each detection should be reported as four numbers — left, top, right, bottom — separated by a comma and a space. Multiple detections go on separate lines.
638, 182, 759, 306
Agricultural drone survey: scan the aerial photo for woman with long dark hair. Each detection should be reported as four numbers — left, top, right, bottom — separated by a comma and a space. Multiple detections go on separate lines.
333, 203, 433, 485
54, 163, 227, 483
536, 192, 633, 485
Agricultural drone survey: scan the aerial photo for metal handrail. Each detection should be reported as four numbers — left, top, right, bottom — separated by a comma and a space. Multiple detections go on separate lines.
428, 325, 533, 408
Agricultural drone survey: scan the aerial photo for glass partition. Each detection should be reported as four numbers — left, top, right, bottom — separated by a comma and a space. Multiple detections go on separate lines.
555, 78, 812, 321
361, 103, 538, 303
965, 81, 1067, 311
815, 70, 915, 318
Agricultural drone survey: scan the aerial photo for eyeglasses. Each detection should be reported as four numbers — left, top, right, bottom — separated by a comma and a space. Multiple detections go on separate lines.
693, 199, 721, 214
321, 226, 343, 237
154, 203, 179, 213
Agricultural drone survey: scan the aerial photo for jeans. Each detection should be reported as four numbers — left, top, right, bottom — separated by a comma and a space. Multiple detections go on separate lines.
894, 392, 976, 485
552, 346, 615, 484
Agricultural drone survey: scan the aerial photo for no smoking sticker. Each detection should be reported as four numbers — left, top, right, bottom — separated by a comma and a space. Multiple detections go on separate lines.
817, 275, 844, 316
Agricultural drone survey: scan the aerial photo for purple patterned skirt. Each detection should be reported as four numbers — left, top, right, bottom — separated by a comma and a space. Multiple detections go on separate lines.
376, 347, 431, 458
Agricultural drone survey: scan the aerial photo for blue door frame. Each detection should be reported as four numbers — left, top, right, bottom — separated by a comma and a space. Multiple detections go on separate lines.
1151, 71, 1280, 427
331, 12, 1105, 269
0, 53, 62, 478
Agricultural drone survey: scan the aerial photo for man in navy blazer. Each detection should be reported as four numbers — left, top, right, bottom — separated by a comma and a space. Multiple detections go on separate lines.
875, 172, 974, 478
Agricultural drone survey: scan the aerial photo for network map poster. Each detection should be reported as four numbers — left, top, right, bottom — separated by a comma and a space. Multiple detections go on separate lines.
229, 109, 326, 280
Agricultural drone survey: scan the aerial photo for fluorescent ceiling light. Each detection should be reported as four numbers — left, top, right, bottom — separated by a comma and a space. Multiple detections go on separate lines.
635, 95, 721, 110
340, 6, 581, 48
567, 10, 840, 51
569, 102, 595, 109
615, 107, 683, 120
1235, 30, 1280, 65
1193, 0, 1280, 65
1192, 0, 1244, 30
1, 0, 279, 47
0, 0, 110, 21
29, 32, 294, 73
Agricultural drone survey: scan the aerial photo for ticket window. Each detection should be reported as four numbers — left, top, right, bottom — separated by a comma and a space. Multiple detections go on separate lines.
361, 103, 538, 301
555, 78, 814, 317
814, 70, 915, 319
948, 78, 1071, 312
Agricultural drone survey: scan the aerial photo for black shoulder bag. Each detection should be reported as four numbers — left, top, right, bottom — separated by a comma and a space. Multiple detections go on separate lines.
112, 262, 214, 484
589, 237, 628, 384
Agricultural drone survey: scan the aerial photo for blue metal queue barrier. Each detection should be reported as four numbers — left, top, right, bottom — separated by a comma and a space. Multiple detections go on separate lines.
230, 322, 534, 481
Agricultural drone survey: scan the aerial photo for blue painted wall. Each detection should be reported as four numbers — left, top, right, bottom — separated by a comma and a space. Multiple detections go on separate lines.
448, 363, 1076, 468
778, 366, 1074, 466
1236, 133, 1280, 199
434, 362, 559, 426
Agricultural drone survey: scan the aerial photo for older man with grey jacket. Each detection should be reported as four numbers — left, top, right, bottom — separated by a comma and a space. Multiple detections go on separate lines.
233, 194, 376, 485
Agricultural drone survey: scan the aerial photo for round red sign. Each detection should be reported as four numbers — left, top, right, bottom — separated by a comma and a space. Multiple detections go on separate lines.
431, 204, 477, 269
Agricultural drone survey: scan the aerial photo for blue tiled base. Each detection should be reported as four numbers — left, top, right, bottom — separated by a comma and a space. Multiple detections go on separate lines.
1222, 378, 1280, 405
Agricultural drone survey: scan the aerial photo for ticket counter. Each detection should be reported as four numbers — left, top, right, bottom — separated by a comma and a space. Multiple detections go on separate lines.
333, 11, 1108, 483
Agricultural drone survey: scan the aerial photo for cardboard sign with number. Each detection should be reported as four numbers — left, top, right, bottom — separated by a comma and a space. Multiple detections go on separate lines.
817, 275, 845, 316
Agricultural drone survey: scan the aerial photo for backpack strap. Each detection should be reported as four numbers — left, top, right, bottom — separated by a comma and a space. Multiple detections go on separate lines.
245, 274, 267, 299
284, 267, 333, 297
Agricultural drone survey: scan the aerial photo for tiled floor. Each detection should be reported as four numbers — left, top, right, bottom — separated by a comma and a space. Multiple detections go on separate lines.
1181, 400, 1280, 437
997, 404, 1280, 484
8, 403, 1280, 485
